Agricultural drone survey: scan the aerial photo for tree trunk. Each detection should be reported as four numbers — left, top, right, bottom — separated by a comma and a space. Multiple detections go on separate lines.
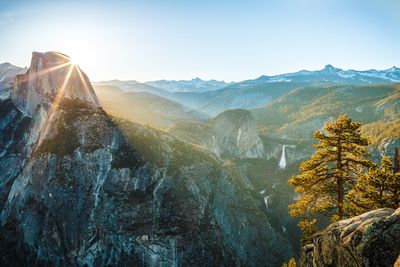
337, 142, 344, 220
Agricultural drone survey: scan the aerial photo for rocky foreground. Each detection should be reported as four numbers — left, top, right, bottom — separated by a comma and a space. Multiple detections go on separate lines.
299, 208, 400, 267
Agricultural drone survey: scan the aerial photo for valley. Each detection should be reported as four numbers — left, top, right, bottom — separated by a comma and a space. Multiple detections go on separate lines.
0, 54, 398, 266
2, 1, 400, 265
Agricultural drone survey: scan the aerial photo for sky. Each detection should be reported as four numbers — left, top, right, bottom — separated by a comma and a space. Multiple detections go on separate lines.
0, 0, 399, 82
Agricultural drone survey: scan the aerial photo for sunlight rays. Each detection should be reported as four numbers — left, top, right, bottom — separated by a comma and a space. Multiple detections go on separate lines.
76, 65, 96, 104
37, 64, 74, 146
18, 52, 96, 149
16, 51, 74, 85
52, 63, 74, 109
16, 61, 72, 84
53, 51, 71, 61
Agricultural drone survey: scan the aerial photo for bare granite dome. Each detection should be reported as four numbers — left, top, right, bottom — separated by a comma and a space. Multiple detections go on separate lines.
12, 51, 100, 115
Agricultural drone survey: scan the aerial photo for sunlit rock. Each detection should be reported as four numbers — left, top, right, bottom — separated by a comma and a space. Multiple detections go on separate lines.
13, 51, 100, 115
299, 208, 400, 267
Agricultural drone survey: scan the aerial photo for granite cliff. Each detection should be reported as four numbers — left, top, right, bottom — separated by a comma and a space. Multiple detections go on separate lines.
169, 109, 265, 159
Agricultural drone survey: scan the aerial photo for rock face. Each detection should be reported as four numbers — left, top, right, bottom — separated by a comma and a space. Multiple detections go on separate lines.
0, 52, 294, 266
0, 63, 26, 92
299, 208, 400, 267
13, 51, 100, 115
170, 109, 265, 159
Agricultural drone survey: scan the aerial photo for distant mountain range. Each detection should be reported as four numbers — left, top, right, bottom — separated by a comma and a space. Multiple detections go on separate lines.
92, 65, 400, 116
253, 64, 400, 84
2, 62, 400, 119
95, 84, 207, 128
145, 78, 233, 93
4, 63, 400, 92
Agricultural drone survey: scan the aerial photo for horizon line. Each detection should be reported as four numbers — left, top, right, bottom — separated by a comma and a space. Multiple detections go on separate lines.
1, 60, 399, 84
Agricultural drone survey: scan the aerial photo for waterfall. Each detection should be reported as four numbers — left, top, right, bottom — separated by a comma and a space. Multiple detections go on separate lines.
264, 195, 272, 211
236, 128, 242, 146
278, 145, 287, 169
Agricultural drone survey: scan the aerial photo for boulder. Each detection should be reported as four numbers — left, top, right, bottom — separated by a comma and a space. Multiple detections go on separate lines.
299, 208, 400, 267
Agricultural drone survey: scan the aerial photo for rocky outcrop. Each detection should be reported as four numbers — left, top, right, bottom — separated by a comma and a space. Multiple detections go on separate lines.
13, 51, 100, 115
375, 139, 400, 160
0, 52, 293, 266
170, 109, 264, 159
299, 208, 400, 267
210, 109, 264, 158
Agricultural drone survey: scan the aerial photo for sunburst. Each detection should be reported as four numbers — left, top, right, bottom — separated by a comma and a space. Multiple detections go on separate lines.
37, 63, 74, 145
26, 52, 93, 148
27, 53, 90, 148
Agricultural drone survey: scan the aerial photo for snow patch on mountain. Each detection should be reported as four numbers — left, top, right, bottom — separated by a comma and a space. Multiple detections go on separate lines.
146, 78, 232, 92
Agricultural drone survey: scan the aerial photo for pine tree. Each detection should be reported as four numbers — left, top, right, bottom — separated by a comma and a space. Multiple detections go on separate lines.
347, 153, 400, 215
394, 147, 399, 173
298, 219, 317, 246
288, 114, 372, 231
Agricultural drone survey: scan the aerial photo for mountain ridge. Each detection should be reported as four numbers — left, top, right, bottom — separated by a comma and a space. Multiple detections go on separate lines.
5, 61, 400, 89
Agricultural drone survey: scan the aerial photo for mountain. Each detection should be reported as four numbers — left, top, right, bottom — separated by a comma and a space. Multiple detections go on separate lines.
251, 83, 400, 141
2, 57, 399, 266
197, 65, 400, 116
169, 109, 264, 159
94, 79, 170, 97
0, 52, 294, 266
8, 63, 400, 118
145, 78, 232, 93
92, 65, 400, 118
168, 109, 308, 252
0, 62, 26, 90
94, 84, 208, 128
13, 51, 100, 115
254, 64, 400, 84
96, 79, 313, 116
151, 65, 400, 116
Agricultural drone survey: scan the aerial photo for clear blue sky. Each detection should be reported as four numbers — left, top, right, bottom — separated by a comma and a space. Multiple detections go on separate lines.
0, 0, 399, 82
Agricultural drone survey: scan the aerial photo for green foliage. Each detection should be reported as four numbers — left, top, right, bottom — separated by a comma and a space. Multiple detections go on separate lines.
36, 119, 79, 156
252, 83, 400, 139
288, 257, 297, 267
112, 117, 216, 175
347, 155, 400, 216
281, 257, 297, 267
36, 98, 104, 156
298, 219, 317, 246
288, 114, 373, 238
112, 141, 139, 170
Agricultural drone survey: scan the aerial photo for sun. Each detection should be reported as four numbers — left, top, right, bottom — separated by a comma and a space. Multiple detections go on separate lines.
69, 57, 78, 65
